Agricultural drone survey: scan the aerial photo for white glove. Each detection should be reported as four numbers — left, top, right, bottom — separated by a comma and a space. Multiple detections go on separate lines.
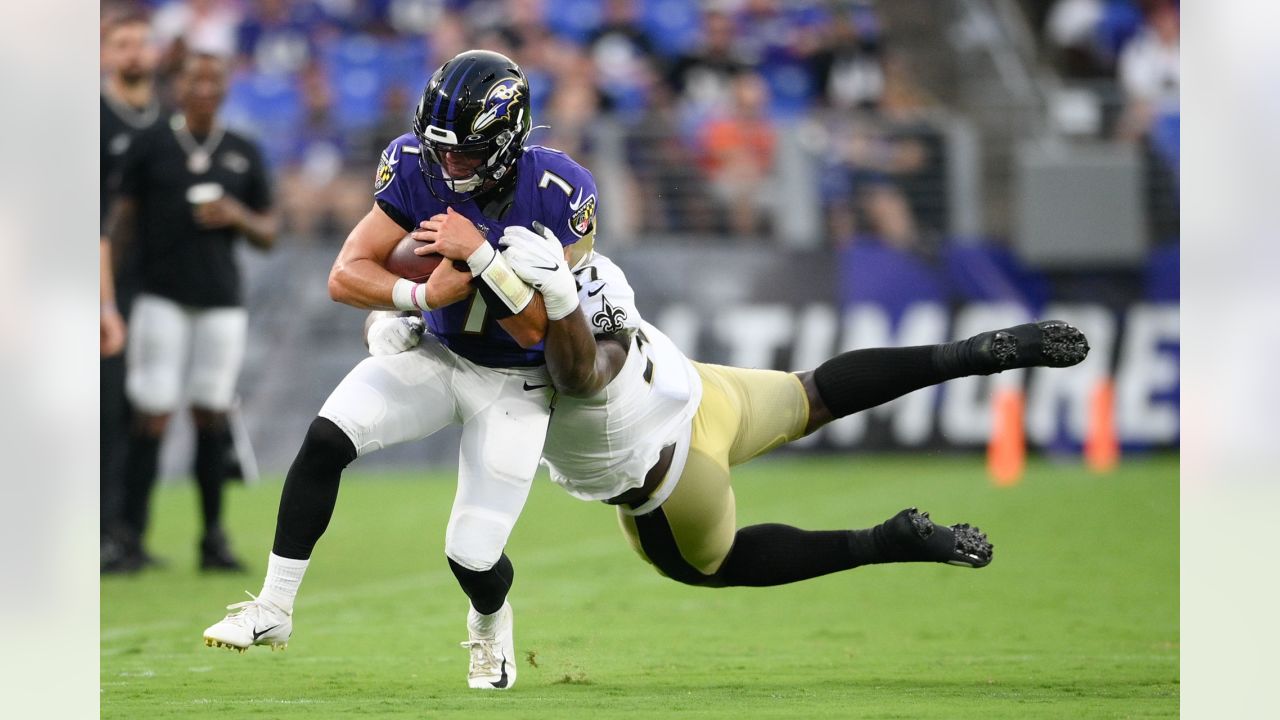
368, 315, 425, 356
499, 223, 579, 320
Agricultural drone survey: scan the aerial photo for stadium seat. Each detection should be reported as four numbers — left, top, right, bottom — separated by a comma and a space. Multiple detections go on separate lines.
221, 70, 304, 167
544, 0, 604, 44
761, 60, 816, 119
641, 0, 701, 57
324, 35, 401, 131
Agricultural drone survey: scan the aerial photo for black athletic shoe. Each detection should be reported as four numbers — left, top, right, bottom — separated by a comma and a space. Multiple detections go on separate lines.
102, 548, 147, 575
200, 530, 247, 573
975, 320, 1090, 372
102, 530, 166, 574
883, 508, 994, 568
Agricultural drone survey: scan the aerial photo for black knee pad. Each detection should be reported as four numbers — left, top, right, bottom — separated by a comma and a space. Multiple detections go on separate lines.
300, 417, 358, 469
449, 555, 514, 615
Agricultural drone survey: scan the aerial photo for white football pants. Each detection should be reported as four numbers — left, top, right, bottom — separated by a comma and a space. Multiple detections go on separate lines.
318, 332, 553, 571
126, 293, 248, 414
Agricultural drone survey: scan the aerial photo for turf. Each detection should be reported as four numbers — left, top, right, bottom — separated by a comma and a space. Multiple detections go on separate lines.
101, 454, 1178, 718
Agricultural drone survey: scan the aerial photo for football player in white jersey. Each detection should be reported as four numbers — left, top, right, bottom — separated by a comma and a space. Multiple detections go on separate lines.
372, 224, 1090, 594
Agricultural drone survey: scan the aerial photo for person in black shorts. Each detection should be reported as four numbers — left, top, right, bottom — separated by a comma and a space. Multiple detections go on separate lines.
100, 10, 163, 572
104, 52, 278, 573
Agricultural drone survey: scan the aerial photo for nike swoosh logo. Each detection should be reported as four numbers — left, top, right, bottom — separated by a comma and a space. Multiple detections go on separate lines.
490, 656, 509, 689
568, 187, 586, 211
523, 382, 549, 391
252, 624, 280, 641
586, 285, 605, 297
533, 265, 559, 272
386, 145, 400, 166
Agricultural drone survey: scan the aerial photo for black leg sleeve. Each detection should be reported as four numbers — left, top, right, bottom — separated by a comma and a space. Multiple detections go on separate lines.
448, 554, 515, 615
194, 428, 229, 535
713, 524, 860, 587
812, 338, 998, 419
712, 511, 968, 587
100, 355, 130, 532
120, 431, 162, 539
271, 417, 357, 560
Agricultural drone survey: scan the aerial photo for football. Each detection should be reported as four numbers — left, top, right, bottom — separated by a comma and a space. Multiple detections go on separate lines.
384, 233, 444, 281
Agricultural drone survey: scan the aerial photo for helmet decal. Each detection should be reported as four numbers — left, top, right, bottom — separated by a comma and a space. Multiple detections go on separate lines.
472, 78, 523, 134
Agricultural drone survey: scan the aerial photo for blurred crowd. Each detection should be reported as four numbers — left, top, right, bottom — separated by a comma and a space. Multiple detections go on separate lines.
102, 0, 944, 247
1036, 0, 1179, 175
102, 0, 1178, 248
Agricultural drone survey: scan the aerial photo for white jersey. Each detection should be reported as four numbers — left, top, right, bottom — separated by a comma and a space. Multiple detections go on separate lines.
541, 253, 702, 502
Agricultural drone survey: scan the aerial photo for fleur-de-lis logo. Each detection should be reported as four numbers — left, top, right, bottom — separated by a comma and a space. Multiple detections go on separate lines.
592, 296, 627, 333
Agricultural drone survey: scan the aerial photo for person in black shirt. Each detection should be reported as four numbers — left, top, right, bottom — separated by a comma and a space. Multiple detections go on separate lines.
104, 52, 278, 572
101, 10, 162, 573
665, 9, 748, 116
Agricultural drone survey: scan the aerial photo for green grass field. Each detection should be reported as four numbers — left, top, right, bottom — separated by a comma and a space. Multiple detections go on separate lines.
101, 454, 1178, 718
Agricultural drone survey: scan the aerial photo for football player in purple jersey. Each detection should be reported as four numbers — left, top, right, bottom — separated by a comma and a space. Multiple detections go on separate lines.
203, 50, 600, 691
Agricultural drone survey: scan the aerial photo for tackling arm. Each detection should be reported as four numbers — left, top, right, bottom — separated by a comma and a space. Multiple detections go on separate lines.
498, 223, 624, 396
543, 306, 627, 398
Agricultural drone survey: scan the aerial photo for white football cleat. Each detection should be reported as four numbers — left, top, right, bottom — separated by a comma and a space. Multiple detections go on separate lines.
460, 602, 515, 690
202, 591, 292, 653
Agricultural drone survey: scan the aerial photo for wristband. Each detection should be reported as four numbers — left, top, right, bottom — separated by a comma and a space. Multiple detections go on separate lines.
465, 242, 497, 275
467, 243, 533, 315
392, 278, 431, 312
545, 292, 580, 322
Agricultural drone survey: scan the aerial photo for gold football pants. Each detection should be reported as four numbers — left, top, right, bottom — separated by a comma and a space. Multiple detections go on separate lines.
617, 362, 810, 584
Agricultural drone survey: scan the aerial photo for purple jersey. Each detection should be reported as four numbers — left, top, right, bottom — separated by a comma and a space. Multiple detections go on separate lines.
373, 135, 599, 367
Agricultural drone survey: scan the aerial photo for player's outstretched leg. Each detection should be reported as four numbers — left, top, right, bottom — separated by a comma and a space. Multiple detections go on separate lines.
804, 320, 1088, 431
202, 416, 355, 653
704, 508, 993, 587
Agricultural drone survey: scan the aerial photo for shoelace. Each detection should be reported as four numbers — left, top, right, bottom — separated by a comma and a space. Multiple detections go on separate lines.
222, 591, 278, 624
460, 640, 500, 676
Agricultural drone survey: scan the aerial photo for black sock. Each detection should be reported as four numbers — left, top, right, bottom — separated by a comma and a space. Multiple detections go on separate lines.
712, 513, 956, 587
449, 554, 514, 615
121, 431, 162, 542
812, 340, 991, 419
714, 524, 860, 587
271, 417, 357, 560
195, 429, 228, 536
100, 355, 130, 534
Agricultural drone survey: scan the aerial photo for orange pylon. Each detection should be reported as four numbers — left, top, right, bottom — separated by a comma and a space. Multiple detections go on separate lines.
987, 388, 1025, 486
1085, 379, 1120, 473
